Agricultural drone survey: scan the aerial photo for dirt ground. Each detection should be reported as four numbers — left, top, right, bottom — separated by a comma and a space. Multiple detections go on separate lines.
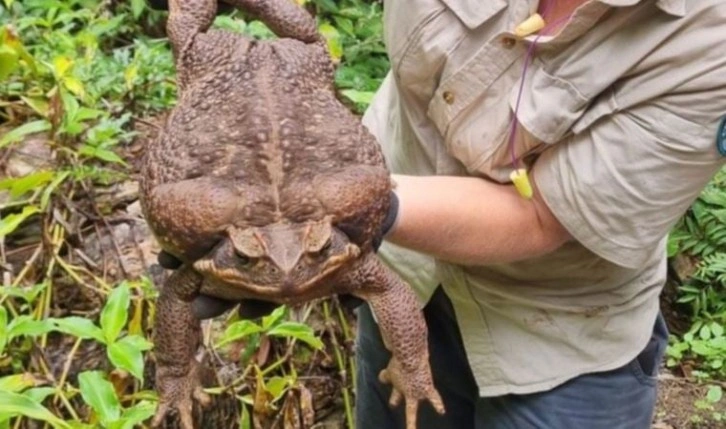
654, 373, 726, 429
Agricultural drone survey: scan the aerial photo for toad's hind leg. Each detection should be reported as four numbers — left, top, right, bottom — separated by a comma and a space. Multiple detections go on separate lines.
151, 267, 211, 429
340, 253, 445, 429
167, 0, 217, 58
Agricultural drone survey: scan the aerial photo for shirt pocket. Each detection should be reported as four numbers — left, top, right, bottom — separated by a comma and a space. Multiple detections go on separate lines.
384, 0, 505, 102
431, 57, 552, 182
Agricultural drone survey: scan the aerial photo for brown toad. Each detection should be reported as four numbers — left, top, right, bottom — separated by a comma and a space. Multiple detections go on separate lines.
139, 1, 444, 428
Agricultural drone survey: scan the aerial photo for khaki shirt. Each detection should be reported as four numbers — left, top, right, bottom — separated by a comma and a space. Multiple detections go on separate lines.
364, 0, 726, 395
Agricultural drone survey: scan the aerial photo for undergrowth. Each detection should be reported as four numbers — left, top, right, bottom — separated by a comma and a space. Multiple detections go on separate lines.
668, 168, 726, 419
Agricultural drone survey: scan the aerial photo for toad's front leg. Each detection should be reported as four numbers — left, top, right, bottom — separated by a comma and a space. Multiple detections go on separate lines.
151, 266, 211, 429
343, 253, 445, 429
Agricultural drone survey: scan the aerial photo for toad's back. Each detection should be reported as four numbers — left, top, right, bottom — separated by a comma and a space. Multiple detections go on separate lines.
143, 36, 385, 225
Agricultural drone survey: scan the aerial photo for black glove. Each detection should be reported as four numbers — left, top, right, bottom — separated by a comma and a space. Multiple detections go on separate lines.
145, 0, 168, 10
373, 191, 399, 251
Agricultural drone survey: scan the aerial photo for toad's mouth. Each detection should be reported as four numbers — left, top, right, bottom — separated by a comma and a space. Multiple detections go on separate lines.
193, 243, 361, 298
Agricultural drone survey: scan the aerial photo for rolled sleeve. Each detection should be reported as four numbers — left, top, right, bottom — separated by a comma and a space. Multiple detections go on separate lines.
534, 104, 723, 269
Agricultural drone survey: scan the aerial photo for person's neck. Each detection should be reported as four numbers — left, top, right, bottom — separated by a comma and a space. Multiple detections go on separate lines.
538, 0, 589, 34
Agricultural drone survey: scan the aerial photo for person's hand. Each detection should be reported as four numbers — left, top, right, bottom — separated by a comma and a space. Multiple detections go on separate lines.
372, 191, 400, 250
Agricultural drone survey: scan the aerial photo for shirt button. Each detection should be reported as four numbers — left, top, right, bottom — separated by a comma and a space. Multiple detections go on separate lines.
501, 36, 517, 49
443, 91, 455, 104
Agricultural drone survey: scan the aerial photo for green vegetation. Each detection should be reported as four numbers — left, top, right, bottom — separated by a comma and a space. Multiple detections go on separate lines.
2, 0, 726, 427
666, 169, 726, 423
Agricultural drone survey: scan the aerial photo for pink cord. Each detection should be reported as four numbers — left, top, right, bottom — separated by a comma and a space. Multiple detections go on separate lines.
507, 1, 572, 170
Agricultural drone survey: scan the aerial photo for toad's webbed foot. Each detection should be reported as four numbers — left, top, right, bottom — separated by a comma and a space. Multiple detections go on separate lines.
151, 361, 211, 429
379, 356, 444, 429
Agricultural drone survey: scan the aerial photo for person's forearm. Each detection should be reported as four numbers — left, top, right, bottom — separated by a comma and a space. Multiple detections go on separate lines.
386, 174, 572, 266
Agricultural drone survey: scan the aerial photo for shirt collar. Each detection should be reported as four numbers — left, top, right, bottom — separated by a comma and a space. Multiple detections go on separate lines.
440, 0, 507, 29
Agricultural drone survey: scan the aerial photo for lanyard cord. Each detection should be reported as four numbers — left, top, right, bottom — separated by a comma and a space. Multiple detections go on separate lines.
507, 1, 572, 170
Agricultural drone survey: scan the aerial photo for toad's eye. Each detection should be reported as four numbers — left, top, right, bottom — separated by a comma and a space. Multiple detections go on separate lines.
234, 250, 251, 266
319, 239, 332, 254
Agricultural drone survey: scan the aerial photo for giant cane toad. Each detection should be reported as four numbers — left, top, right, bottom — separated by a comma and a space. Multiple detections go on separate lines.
139, 1, 444, 428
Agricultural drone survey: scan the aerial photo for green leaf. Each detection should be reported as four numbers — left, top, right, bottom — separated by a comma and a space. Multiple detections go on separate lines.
318, 22, 343, 61
313, 0, 338, 13
691, 341, 717, 356
53, 56, 73, 78
666, 233, 681, 257
0, 205, 40, 238
0, 45, 19, 80
63, 76, 85, 98
130, 0, 146, 18
107, 335, 151, 381
243, 21, 275, 39
0, 391, 70, 429
0, 374, 38, 393
332, 16, 355, 37
78, 371, 121, 426
124, 64, 138, 90
116, 401, 155, 429
23, 387, 56, 403
52, 317, 105, 343
0, 283, 46, 303
212, 15, 247, 33
40, 171, 70, 210
100, 283, 130, 343
700, 324, 712, 340
20, 96, 49, 117
0, 170, 54, 198
216, 320, 263, 348
707, 385, 723, 403
7, 317, 54, 339
341, 89, 375, 105
75, 107, 104, 122
0, 307, 7, 355
239, 400, 252, 429
709, 337, 726, 349
87, 15, 126, 38
711, 322, 724, 338
261, 305, 286, 330
267, 322, 323, 350
0, 120, 51, 148
265, 376, 290, 401
60, 89, 79, 122
78, 145, 127, 165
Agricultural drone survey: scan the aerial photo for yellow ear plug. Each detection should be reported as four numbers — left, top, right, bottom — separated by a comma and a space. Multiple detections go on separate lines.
510, 168, 533, 199
514, 13, 546, 38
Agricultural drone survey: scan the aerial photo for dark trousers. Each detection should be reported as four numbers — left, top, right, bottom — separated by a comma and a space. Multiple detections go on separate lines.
355, 287, 668, 429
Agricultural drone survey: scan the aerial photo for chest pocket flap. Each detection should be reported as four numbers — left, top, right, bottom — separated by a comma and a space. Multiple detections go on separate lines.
440, 0, 507, 29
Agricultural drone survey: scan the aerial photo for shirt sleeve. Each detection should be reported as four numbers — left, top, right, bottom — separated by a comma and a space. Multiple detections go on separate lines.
533, 102, 724, 269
